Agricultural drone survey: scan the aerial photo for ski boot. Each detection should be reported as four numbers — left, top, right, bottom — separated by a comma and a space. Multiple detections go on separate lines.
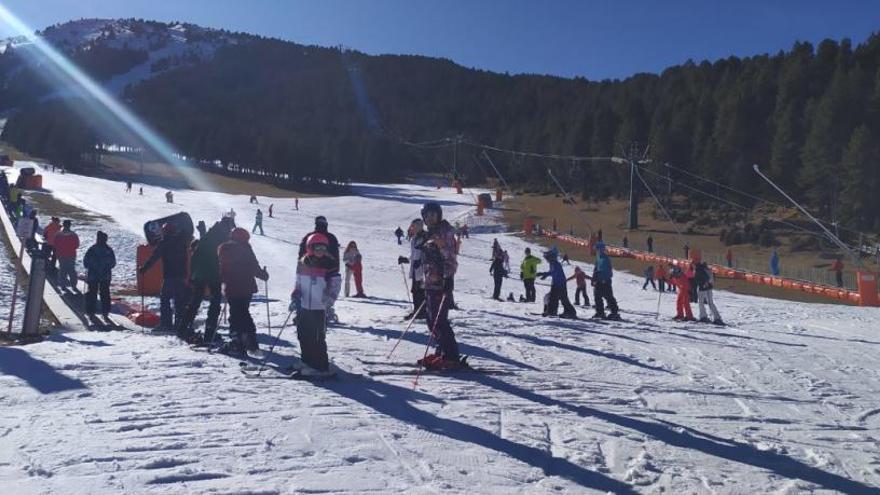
604, 312, 621, 321
559, 311, 578, 320
698, 317, 711, 323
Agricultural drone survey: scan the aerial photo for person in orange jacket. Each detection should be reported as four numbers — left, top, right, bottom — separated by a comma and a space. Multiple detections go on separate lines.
54, 220, 81, 290
669, 263, 695, 321
42, 216, 61, 271
655, 263, 667, 293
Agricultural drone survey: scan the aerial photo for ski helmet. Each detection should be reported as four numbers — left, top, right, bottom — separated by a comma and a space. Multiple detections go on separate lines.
306, 232, 329, 256
421, 202, 442, 222
544, 245, 559, 259
230, 227, 250, 243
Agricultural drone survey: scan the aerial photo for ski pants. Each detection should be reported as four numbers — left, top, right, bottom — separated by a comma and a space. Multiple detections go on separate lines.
593, 280, 619, 316
546, 284, 576, 316
697, 288, 721, 321
252, 221, 263, 235
425, 289, 459, 360
835, 271, 843, 288
658, 279, 666, 292
642, 277, 656, 290
159, 277, 189, 331
689, 284, 698, 304
57, 256, 78, 289
345, 265, 364, 297
523, 278, 536, 302
675, 288, 694, 319
85, 279, 111, 315
177, 280, 222, 341
297, 309, 329, 371
411, 281, 427, 317
492, 274, 504, 299
228, 295, 257, 350
444, 277, 456, 307
574, 285, 589, 306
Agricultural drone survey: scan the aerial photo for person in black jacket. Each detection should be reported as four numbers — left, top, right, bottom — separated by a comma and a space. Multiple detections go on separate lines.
489, 254, 507, 300
83, 231, 116, 318
139, 223, 190, 335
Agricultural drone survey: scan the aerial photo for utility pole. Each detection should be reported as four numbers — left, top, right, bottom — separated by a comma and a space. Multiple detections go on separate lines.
627, 143, 639, 230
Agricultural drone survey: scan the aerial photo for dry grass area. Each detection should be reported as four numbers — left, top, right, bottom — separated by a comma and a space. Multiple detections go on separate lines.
501, 193, 878, 305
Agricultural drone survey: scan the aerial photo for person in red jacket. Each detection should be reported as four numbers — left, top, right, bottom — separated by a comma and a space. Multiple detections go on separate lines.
42, 217, 61, 272
669, 263, 695, 321
218, 228, 268, 354
829, 258, 844, 288
566, 266, 591, 306
655, 263, 667, 293
53, 220, 81, 290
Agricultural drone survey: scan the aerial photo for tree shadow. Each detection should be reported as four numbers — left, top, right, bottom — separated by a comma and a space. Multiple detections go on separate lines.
449, 373, 875, 494
491, 329, 672, 374
316, 377, 638, 494
0, 347, 88, 394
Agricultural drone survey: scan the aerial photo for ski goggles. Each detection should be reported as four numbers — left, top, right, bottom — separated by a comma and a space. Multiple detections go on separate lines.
312, 244, 328, 253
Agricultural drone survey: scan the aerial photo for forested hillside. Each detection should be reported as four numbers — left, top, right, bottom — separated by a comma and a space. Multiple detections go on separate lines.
2, 19, 879, 229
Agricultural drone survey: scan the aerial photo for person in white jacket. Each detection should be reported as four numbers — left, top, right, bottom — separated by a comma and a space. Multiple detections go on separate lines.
290, 233, 335, 374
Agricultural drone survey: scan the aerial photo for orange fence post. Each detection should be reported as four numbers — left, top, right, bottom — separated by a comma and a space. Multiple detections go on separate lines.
856, 271, 879, 307
136, 244, 163, 296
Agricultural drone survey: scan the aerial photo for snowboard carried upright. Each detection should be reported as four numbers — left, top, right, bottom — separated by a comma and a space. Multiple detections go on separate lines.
143, 212, 194, 245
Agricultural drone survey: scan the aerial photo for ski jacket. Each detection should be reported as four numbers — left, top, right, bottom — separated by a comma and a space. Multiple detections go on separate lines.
294, 254, 335, 310
83, 243, 116, 283
693, 264, 713, 290
394, 227, 403, 238
409, 231, 426, 281
16, 216, 38, 241
670, 266, 693, 290
298, 229, 340, 274
593, 253, 613, 282
539, 259, 566, 287
567, 269, 590, 287
142, 234, 189, 279
189, 221, 229, 283
644, 265, 654, 279
218, 239, 266, 298
655, 265, 667, 279
421, 220, 458, 291
490, 257, 507, 277
255, 210, 263, 222
343, 248, 362, 269
53, 230, 80, 259
520, 255, 542, 280
43, 220, 61, 246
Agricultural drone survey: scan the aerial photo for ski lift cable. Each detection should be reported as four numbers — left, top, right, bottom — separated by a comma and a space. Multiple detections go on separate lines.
546, 167, 594, 235
480, 150, 512, 192
633, 167, 684, 241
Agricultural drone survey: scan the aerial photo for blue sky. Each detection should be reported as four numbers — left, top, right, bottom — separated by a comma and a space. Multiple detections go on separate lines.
1, 1, 879, 80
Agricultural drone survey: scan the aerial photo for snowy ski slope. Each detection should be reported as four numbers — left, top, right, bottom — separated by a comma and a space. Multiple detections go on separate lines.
1, 162, 879, 494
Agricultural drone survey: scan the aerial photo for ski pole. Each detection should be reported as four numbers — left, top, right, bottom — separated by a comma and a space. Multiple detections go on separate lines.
655, 286, 663, 320
386, 299, 427, 360
255, 309, 295, 377
263, 270, 271, 335
413, 293, 446, 389
400, 265, 411, 303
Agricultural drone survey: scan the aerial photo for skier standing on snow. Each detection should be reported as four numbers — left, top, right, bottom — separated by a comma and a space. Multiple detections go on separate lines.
646, 235, 654, 253
538, 246, 576, 318
343, 241, 366, 298
519, 247, 541, 302
567, 266, 591, 306
252, 209, 264, 235
54, 220, 80, 291
491, 238, 502, 260
670, 263, 695, 321
591, 241, 620, 320
218, 228, 268, 354
417, 202, 463, 369
139, 223, 190, 335
268, 204, 273, 218
298, 216, 341, 323
642, 265, 656, 290
16, 209, 40, 252
177, 216, 234, 344
291, 233, 335, 374
43, 216, 61, 273
655, 263, 667, 292
399, 218, 427, 320
490, 252, 507, 300
461, 224, 468, 239
83, 231, 116, 319
394, 226, 404, 245
694, 261, 723, 324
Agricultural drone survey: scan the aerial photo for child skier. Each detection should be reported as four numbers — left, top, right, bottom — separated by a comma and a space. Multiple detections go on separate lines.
218, 228, 269, 353
567, 266, 591, 306
538, 246, 576, 318
343, 241, 366, 298
669, 263, 695, 321
291, 233, 336, 375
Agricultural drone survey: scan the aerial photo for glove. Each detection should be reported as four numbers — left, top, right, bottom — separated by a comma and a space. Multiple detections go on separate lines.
289, 291, 301, 312
398, 256, 410, 265
258, 266, 269, 281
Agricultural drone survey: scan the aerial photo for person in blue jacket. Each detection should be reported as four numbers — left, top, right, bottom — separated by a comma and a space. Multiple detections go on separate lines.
592, 241, 620, 320
83, 231, 116, 318
537, 246, 576, 318
770, 248, 780, 276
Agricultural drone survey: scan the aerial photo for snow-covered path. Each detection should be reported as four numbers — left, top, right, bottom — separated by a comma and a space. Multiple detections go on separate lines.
2, 162, 880, 494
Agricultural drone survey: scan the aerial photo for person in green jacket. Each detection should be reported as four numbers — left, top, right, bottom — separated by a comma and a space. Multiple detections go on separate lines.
519, 247, 542, 302
177, 216, 235, 344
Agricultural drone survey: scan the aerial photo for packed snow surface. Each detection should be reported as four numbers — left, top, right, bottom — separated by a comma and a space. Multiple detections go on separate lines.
2, 162, 880, 494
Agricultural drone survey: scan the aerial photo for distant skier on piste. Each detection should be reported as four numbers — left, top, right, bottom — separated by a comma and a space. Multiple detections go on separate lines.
218, 228, 269, 354
416, 202, 464, 370
394, 226, 404, 245
298, 216, 341, 323
291, 233, 335, 376
252, 209, 264, 235
591, 241, 620, 320
538, 246, 577, 318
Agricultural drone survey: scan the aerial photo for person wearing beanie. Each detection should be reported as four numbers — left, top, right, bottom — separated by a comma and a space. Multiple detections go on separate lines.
83, 231, 116, 318
219, 228, 268, 353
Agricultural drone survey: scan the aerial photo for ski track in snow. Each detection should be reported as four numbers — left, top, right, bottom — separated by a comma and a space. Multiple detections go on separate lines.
1, 161, 880, 494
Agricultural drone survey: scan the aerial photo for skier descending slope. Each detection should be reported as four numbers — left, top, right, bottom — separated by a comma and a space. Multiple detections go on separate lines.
416, 202, 465, 370
218, 228, 269, 354
291, 233, 335, 376
299, 216, 341, 323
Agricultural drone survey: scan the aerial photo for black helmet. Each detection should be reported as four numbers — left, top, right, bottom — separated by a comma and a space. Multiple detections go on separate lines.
421, 202, 442, 222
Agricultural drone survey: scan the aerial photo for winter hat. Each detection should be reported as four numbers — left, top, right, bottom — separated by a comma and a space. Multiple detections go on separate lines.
525, 247, 531, 255
306, 232, 329, 256
96, 231, 108, 243
421, 202, 443, 222
230, 228, 250, 243
62, 219, 72, 228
